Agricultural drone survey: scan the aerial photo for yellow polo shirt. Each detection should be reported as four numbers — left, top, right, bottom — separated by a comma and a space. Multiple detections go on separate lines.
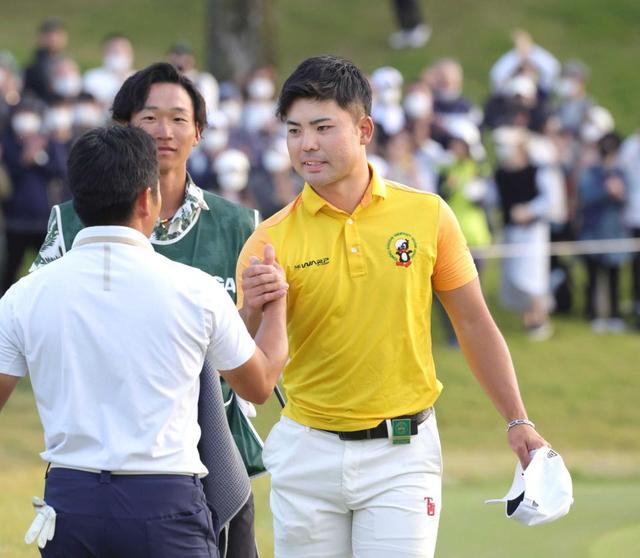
237, 167, 477, 431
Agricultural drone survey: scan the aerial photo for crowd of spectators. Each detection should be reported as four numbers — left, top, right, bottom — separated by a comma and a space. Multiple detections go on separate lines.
1, 20, 639, 337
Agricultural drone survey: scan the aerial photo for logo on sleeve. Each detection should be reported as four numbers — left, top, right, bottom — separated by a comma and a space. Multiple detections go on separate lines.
387, 232, 417, 267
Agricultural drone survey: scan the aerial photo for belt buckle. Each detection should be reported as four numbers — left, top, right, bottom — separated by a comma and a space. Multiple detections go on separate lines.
388, 418, 412, 445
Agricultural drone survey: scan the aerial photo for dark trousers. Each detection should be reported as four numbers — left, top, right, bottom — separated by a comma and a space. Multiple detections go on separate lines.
217, 493, 259, 558
584, 257, 621, 320
392, 0, 424, 30
631, 228, 640, 320
2, 229, 45, 294
41, 468, 218, 558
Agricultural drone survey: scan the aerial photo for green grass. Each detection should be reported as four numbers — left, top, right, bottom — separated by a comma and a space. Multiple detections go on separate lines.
2, 1, 640, 556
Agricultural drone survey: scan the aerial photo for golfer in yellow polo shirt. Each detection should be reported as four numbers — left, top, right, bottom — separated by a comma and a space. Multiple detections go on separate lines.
238, 55, 550, 558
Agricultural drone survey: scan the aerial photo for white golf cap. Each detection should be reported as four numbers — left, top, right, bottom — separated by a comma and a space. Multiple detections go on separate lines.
486, 446, 573, 526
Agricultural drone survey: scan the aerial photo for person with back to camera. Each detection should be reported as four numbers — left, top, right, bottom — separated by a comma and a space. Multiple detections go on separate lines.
0, 125, 289, 557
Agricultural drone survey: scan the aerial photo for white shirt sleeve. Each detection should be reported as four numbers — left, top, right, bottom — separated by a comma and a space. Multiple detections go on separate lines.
0, 287, 28, 377
205, 284, 256, 372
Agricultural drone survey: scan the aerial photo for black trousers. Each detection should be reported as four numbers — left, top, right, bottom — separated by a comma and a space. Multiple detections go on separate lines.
392, 0, 424, 30
583, 256, 621, 320
631, 228, 640, 319
2, 229, 45, 294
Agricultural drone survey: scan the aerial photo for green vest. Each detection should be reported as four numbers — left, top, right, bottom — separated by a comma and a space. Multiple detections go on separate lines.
58, 191, 255, 303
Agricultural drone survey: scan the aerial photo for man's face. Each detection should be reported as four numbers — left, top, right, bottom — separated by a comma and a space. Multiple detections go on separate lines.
285, 98, 371, 191
130, 83, 200, 174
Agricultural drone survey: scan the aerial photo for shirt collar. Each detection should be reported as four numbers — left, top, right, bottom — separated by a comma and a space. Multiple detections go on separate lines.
151, 174, 210, 242
72, 226, 154, 251
301, 164, 387, 215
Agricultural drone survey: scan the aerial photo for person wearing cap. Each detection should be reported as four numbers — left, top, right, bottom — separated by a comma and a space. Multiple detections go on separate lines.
238, 55, 549, 557
30, 62, 275, 558
0, 125, 289, 556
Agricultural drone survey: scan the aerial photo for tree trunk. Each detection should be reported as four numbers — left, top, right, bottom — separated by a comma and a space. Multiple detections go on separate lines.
206, 0, 275, 83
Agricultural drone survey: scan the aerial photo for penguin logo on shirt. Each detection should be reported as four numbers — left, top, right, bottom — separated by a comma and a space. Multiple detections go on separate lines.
387, 232, 418, 268
395, 239, 413, 267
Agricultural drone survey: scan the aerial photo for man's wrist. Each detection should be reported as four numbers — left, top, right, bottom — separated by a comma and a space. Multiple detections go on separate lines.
506, 418, 535, 432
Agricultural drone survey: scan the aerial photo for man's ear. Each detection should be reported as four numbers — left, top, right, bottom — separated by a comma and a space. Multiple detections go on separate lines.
359, 115, 374, 146
194, 124, 202, 145
135, 187, 153, 218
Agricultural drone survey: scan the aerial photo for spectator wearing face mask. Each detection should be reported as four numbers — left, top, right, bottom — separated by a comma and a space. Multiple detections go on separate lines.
577, 132, 629, 332
187, 110, 230, 193
370, 66, 406, 142
490, 29, 560, 96
249, 137, 302, 218
70, 93, 108, 140
619, 129, 640, 329
213, 148, 256, 208
48, 56, 83, 103
403, 83, 450, 193
424, 58, 482, 126
0, 52, 22, 133
492, 126, 554, 340
1, 101, 66, 293
83, 34, 135, 111
552, 60, 593, 136
23, 18, 68, 103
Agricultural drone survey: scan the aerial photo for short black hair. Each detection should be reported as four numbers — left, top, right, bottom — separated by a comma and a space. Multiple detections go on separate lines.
111, 62, 206, 132
68, 126, 159, 226
276, 55, 372, 120
597, 131, 621, 158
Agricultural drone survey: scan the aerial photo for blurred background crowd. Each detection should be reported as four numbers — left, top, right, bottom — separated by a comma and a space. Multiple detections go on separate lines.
1, 16, 639, 339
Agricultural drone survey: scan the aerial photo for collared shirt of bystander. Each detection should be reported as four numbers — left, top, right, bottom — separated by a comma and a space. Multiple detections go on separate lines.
0, 226, 256, 474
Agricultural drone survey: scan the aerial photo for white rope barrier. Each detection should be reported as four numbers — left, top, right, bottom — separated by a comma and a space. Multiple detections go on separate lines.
471, 237, 640, 259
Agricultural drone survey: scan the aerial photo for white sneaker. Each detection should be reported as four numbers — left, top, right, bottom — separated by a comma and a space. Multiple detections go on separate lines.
389, 24, 431, 49
527, 322, 554, 341
590, 318, 608, 333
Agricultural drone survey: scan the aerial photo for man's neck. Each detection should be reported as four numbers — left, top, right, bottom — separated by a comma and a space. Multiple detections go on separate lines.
159, 167, 188, 220
313, 161, 372, 215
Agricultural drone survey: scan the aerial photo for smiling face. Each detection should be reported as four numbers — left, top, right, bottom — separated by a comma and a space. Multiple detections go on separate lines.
285, 98, 373, 193
130, 82, 200, 174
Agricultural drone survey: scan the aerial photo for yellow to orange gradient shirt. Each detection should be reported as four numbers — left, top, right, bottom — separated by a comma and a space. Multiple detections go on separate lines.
237, 167, 477, 431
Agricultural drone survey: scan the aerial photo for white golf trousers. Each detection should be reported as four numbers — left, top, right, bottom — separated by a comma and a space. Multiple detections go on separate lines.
262, 412, 442, 558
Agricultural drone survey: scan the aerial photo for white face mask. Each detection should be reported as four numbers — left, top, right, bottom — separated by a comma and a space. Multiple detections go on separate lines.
247, 77, 275, 100
45, 107, 73, 132
555, 78, 579, 99
202, 129, 229, 154
104, 53, 132, 73
263, 148, 291, 174
243, 103, 275, 133
378, 87, 402, 106
436, 87, 461, 102
495, 143, 518, 163
73, 104, 105, 128
217, 170, 248, 192
403, 91, 433, 119
52, 74, 82, 98
220, 100, 243, 127
12, 112, 41, 136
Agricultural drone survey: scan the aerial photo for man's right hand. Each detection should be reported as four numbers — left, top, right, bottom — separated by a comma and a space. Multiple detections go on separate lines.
240, 244, 288, 333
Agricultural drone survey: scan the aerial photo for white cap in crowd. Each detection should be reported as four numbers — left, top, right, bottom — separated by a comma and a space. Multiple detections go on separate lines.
486, 446, 574, 526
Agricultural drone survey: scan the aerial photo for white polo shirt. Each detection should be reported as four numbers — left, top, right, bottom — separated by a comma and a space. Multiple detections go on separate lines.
0, 226, 256, 474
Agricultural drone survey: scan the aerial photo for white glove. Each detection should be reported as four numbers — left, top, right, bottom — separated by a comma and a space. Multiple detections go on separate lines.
24, 496, 56, 549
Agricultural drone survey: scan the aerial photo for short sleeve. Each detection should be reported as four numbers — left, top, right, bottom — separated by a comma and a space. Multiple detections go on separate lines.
205, 282, 257, 371
0, 287, 28, 377
431, 198, 478, 292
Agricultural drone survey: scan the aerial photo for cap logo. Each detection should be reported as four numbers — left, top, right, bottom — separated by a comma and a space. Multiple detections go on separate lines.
547, 449, 559, 458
